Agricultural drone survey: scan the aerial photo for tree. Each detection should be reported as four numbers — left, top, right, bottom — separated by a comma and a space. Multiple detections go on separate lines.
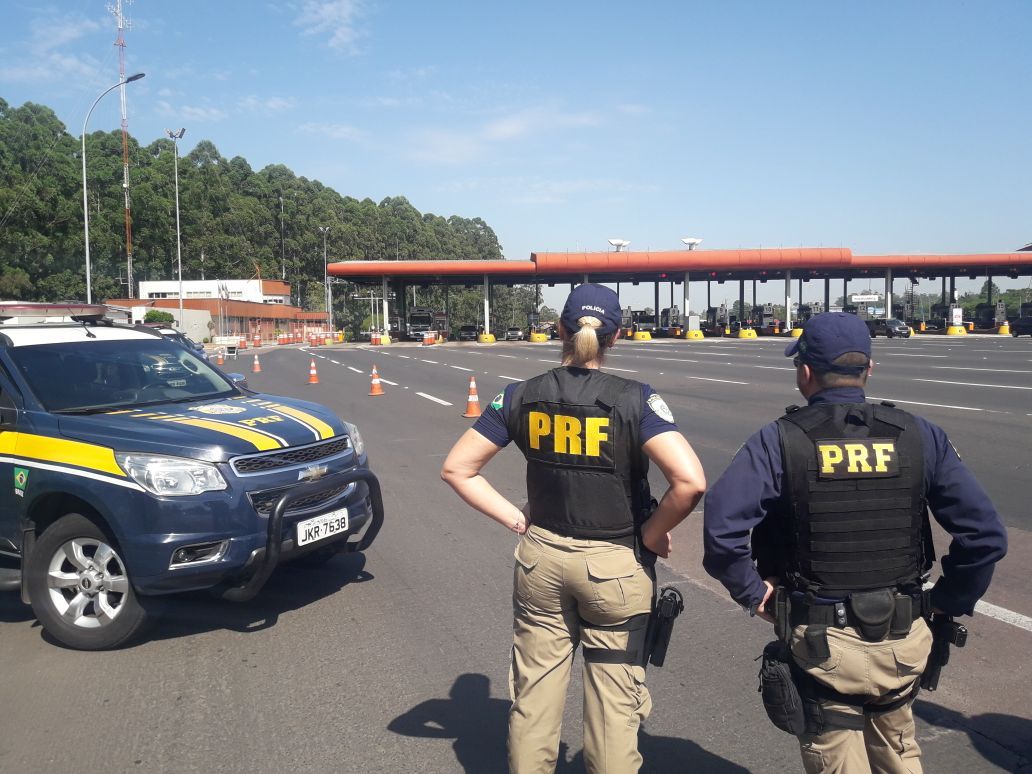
144, 310, 175, 324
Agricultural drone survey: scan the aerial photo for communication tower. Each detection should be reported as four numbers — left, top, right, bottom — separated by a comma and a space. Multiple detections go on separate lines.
109, 0, 136, 297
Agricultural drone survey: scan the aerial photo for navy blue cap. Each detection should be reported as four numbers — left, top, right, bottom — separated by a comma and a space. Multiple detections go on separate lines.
784, 312, 872, 374
561, 284, 622, 336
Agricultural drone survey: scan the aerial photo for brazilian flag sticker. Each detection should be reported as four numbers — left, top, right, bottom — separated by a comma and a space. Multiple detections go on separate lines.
490, 392, 504, 411
14, 467, 28, 496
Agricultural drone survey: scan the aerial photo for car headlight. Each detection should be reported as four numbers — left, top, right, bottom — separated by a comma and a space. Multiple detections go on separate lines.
115, 453, 227, 496
343, 421, 365, 457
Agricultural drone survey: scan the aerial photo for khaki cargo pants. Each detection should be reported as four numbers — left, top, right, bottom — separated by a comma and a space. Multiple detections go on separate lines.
790, 617, 933, 774
508, 525, 654, 774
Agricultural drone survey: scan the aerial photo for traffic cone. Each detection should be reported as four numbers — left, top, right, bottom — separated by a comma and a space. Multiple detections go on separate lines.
307, 359, 319, 385
462, 376, 482, 418
252, 354, 262, 373
216, 349, 225, 366
369, 365, 385, 396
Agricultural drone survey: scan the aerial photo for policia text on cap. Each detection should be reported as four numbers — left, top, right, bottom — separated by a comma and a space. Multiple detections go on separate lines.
442, 284, 706, 774
702, 312, 1007, 774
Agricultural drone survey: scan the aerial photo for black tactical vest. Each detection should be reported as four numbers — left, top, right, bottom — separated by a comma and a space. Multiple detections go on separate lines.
506, 367, 648, 539
773, 402, 928, 595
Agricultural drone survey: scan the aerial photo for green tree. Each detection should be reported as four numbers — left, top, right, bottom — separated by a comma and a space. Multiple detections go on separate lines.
144, 309, 175, 324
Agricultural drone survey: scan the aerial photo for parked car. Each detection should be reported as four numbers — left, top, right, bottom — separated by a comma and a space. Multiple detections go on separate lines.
866, 318, 911, 338
1010, 317, 1032, 337
457, 325, 479, 341
0, 304, 383, 649
146, 325, 209, 360
505, 327, 524, 341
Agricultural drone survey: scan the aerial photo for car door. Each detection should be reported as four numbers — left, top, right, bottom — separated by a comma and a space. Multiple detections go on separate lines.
0, 365, 23, 565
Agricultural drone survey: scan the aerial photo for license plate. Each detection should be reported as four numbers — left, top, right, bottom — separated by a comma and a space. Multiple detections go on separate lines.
296, 508, 349, 547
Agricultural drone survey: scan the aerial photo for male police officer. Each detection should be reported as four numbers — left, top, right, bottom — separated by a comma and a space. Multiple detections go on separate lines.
702, 312, 1007, 773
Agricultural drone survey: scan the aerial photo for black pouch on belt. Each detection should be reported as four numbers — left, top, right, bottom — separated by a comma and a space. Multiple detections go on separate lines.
890, 594, 914, 637
757, 640, 807, 736
849, 589, 895, 642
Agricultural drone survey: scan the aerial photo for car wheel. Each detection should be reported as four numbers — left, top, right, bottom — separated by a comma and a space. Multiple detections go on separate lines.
27, 514, 149, 650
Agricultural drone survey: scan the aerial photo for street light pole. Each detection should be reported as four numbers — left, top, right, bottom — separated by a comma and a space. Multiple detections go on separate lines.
82, 72, 145, 303
166, 128, 186, 328
318, 226, 331, 331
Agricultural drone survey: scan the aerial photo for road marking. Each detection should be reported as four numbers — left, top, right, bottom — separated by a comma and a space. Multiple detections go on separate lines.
449, 365, 474, 372
381, 379, 399, 386
914, 378, 1032, 390
884, 353, 948, 358
498, 375, 523, 381
932, 366, 1032, 373
654, 357, 699, 363
687, 376, 749, 385
538, 359, 556, 363
755, 365, 795, 371
416, 392, 452, 406
347, 366, 363, 373
398, 355, 411, 359
329, 359, 341, 365
975, 600, 1032, 633
866, 396, 984, 412
421, 359, 439, 364
604, 367, 638, 373
497, 354, 517, 358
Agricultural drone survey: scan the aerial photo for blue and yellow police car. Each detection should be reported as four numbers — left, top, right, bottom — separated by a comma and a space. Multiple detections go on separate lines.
0, 304, 383, 649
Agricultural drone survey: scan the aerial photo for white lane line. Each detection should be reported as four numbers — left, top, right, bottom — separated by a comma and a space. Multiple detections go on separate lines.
347, 366, 363, 374
538, 359, 556, 363
654, 357, 700, 363
914, 378, 1032, 390
755, 365, 795, 371
866, 396, 984, 412
416, 392, 452, 406
398, 355, 411, 359
884, 353, 948, 358
381, 379, 399, 386
932, 366, 1032, 373
421, 359, 439, 364
692, 352, 747, 358
498, 375, 523, 381
497, 354, 517, 359
329, 359, 341, 365
687, 376, 749, 385
449, 365, 474, 372
975, 600, 1032, 633
604, 367, 639, 373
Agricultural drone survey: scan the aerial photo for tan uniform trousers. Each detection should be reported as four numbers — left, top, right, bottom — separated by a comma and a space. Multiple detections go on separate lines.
790, 617, 933, 774
508, 525, 654, 774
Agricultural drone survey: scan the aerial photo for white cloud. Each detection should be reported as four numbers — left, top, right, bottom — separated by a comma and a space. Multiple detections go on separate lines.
157, 100, 228, 122
387, 65, 437, 81
294, 0, 366, 53
37, 17, 102, 53
0, 12, 104, 84
238, 95, 297, 112
407, 130, 486, 165
618, 103, 649, 115
298, 121, 364, 141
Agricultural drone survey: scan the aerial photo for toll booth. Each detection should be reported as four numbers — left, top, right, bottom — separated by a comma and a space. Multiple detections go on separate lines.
751, 303, 776, 334
658, 306, 681, 336
703, 305, 730, 336
995, 301, 1008, 326
630, 310, 657, 334
621, 307, 634, 337
930, 302, 949, 330
973, 303, 995, 329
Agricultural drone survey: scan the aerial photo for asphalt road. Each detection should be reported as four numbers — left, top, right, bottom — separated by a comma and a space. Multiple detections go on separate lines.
1, 333, 1029, 773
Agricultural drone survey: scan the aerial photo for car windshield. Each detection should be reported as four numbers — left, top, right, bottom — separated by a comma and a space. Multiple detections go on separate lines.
409, 314, 432, 326
9, 338, 237, 413
461, 326, 477, 331
886, 319, 902, 325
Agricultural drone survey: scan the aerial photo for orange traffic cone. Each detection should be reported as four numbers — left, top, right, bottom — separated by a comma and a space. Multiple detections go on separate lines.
252, 354, 262, 373
463, 376, 482, 418
369, 365, 385, 396
216, 349, 225, 366
307, 359, 319, 385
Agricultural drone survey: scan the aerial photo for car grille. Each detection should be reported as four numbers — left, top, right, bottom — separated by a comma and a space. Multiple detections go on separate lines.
248, 482, 353, 518
231, 436, 351, 475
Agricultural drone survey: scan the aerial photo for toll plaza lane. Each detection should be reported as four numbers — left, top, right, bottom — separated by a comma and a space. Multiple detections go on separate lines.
1, 339, 1027, 773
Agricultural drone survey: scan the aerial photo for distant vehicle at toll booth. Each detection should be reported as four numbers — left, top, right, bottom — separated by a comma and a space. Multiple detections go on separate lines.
458, 325, 479, 341
405, 307, 435, 341
505, 327, 524, 341
866, 318, 911, 338
0, 303, 383, 650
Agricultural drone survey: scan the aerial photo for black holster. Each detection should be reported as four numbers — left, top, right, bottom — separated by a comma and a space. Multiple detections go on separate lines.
758, 640, 807, 735
643, 586, 684, 668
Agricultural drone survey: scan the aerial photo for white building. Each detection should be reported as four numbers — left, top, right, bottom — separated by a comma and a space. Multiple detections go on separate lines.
137, 279, 291, 306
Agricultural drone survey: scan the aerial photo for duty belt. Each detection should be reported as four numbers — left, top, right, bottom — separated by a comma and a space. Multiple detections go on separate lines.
789, 590, 925, 636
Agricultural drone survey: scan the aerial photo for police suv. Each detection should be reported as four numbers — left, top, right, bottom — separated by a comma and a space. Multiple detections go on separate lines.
0, 304, 383, 649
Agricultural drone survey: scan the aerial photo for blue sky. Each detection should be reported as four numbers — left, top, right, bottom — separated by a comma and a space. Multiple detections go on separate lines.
1, 1, 1030, 309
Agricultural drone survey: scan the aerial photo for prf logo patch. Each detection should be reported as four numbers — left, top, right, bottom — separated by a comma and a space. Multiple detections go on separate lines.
816, 438, 899, 479
521, 402, 615, 470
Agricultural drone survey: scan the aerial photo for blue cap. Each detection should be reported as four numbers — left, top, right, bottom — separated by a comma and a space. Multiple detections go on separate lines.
561, 284, 622, 336
784, 312, 871, 374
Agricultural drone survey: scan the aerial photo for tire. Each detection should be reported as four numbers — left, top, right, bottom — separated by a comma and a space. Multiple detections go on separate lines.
27, 514, 149, 650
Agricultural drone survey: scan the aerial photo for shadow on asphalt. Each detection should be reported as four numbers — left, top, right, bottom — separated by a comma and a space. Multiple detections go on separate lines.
915, 700, 1032, 771
388, 672, 749, 774
0, 594, 36, 624
137, 552, 372, 645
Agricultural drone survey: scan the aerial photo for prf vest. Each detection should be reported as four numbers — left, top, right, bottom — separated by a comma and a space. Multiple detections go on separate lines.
506, 367, 648, 539
768, 401, 930, 595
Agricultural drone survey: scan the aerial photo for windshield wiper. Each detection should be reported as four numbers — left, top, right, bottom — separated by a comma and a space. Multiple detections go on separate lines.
52, 405, 123, 415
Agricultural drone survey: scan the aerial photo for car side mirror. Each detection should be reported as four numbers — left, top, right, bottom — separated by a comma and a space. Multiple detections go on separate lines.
227, 373, 249, 390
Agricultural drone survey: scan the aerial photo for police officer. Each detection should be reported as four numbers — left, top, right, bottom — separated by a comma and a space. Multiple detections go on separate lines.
703, 312, 1007, 773
441, 284, 706, 774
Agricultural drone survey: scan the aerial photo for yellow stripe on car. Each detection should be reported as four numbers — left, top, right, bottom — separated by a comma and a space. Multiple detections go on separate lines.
264, 403, 336, 440
156, 417, 285, 451
0, 433, 126, 477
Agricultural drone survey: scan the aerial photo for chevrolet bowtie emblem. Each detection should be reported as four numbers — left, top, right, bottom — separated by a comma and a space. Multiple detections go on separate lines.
298, 464, 329, 482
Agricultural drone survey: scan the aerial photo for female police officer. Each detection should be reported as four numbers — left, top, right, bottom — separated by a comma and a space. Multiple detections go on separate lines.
441, 284, 706, 774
